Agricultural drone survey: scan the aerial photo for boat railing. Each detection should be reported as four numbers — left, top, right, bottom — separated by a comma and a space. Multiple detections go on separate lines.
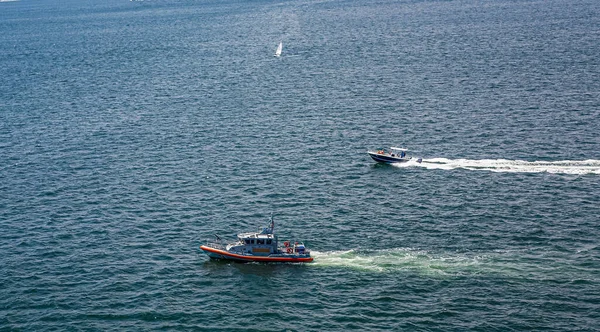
204, 240, 226, 250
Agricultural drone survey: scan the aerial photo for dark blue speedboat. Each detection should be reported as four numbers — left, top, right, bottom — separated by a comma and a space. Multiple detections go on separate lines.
368, 147, 420, 164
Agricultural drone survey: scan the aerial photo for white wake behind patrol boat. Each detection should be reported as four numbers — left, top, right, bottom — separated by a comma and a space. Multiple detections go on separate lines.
200, 215, 313, 263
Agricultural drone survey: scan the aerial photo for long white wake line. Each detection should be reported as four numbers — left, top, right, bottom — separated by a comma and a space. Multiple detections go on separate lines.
308, 248, 597, 279
393, 158, 600, 175
308, 248, 491, 275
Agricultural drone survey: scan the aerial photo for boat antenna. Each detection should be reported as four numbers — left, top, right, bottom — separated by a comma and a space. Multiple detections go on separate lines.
270, 212, 274, 233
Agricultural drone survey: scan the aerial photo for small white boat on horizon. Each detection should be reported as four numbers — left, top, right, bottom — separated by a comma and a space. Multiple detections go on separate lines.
274, 41, 282, 57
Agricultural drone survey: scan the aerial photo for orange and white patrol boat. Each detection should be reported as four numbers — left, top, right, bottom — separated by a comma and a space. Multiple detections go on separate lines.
200, 214, 313, 263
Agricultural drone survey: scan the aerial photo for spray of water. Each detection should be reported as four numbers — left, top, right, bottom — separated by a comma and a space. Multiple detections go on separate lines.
393, 158, 600, 175
309, 248, 590, 279
310, 248, 488, 276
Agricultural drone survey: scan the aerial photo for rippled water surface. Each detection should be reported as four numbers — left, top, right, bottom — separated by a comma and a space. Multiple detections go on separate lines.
1, 0, 599, 330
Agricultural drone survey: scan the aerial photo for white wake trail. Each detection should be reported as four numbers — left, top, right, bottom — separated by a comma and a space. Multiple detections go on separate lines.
393, 158, 600, 175
309, 248, 488, 276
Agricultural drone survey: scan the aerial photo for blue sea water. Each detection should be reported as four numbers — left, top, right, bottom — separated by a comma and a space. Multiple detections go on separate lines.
1, 0, 599, 330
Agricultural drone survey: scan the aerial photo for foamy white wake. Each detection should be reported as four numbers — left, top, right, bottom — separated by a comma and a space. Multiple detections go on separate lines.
393, 158, 600, 175
309, 248, 586, 279
310, 248, 488, 276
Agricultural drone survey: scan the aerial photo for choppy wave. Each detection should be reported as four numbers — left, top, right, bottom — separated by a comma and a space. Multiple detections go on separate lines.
393, 158, 600, 175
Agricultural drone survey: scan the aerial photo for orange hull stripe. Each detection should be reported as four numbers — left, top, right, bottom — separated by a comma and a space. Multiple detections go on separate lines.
200, 246, 313, 262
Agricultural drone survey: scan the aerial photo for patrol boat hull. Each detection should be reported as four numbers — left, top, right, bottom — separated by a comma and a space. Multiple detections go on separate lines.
200, 245, 313, 263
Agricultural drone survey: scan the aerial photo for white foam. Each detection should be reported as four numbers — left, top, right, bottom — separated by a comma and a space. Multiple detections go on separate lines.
394, 158, 600, 175
310, 248, 484, 275
309, 248, 588, 279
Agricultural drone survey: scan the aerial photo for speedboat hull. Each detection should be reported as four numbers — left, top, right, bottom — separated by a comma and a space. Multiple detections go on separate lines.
367, 151, 411, 164
200, 245, 314, 263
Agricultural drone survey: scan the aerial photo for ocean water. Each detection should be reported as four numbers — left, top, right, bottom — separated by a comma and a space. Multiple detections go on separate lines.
1, 0, 599, 330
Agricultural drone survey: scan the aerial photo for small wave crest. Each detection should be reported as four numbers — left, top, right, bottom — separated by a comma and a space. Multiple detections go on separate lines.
393, 158, 600, 175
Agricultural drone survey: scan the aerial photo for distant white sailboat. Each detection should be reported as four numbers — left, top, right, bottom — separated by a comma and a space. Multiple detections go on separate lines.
274, 42, 282, 57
